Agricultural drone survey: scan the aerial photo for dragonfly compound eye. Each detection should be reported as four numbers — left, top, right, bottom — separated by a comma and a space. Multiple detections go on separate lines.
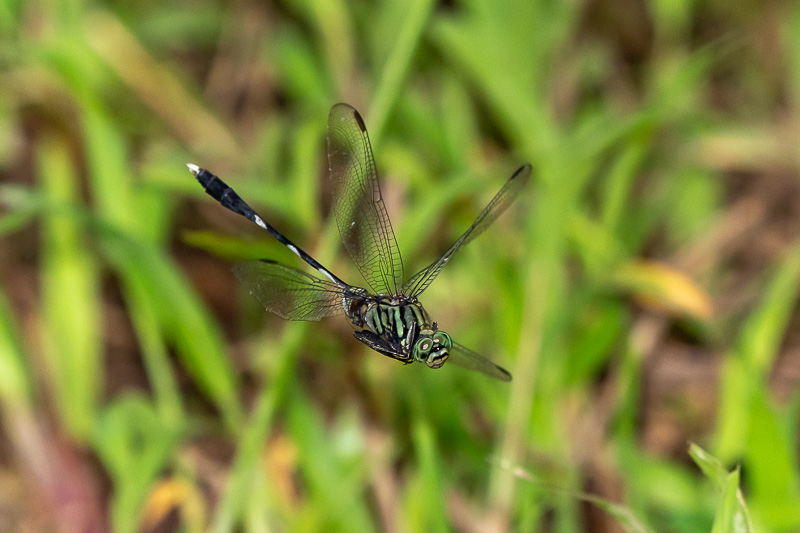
423, 331, 451, 369
433, 331, 452, 349
412, 337, 432, 363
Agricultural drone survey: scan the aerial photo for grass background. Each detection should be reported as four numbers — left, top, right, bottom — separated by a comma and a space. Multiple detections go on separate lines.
0, 0, 798, 531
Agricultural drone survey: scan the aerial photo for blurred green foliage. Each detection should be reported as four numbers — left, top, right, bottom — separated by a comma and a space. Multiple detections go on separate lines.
1, 0, 799, 531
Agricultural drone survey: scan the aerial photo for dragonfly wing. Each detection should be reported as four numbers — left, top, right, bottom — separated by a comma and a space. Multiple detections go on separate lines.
328, 103, 404, 295
447, 342, 512, 381
403, 164, 531, 297
233, 260, 345, 321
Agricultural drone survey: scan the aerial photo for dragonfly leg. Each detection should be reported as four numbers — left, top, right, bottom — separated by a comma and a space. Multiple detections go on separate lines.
353, 331, 411, 364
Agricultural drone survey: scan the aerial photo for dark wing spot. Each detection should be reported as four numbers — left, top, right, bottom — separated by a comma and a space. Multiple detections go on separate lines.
353, 110, 367, 132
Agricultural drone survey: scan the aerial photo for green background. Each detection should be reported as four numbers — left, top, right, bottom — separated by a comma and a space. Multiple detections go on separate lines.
0, 0, 796, 531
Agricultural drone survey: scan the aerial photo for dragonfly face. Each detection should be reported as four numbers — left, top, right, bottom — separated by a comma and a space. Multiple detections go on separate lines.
412, 327, 452, 369
189, 103, 529, 381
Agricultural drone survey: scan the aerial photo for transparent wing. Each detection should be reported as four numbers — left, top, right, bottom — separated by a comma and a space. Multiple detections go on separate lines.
233, 260, 345, 321
328, 103, 404, 295
448, 342, 512, 381
403, 164, 531, 297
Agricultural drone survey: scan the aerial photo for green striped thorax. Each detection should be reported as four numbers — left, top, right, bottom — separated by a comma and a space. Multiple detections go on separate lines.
356, 295, 452, 368
413, 327, 452, 369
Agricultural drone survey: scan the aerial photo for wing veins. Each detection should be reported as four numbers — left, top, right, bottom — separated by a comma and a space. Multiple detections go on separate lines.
404, 164, 532, 297
448, 342, 512, 381
328, 104, 404, 295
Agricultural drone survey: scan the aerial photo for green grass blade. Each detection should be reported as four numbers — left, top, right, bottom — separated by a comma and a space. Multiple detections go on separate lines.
0, 286, 32, 406
690, 444, 754, 533
366, 0, 436, 148
94, 395, 183, 533
39, 138, 102, 442
716, 244, 800, 459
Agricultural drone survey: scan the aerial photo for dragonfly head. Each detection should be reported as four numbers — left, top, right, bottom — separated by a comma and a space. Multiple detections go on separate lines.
412, 323, 451, 369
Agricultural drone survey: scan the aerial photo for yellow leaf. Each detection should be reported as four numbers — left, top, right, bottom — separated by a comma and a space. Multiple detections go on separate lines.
616, 261, 713, 320
140, 478, 206, 532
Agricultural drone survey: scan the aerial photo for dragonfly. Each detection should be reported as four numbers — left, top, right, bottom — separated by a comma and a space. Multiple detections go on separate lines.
189, 103, 530, 381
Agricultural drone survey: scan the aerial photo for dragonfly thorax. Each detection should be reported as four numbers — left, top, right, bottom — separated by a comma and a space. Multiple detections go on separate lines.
344, 293, 450, 367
